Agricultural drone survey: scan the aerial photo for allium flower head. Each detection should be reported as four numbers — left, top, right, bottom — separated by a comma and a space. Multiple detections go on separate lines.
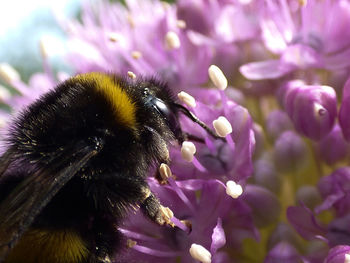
3, 0, 350, 262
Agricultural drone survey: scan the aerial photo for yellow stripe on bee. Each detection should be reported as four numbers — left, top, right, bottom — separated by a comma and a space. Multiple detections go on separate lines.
4, 229, 88, 263
74, 73, 137, 129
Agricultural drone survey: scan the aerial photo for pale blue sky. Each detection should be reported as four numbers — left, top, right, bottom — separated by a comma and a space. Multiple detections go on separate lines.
0, 0, 81, 80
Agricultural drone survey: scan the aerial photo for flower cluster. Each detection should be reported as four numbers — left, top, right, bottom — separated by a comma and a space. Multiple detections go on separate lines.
2, 0, 350, 262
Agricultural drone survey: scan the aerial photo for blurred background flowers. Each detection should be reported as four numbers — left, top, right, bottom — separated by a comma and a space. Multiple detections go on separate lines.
2, 0, 350, 262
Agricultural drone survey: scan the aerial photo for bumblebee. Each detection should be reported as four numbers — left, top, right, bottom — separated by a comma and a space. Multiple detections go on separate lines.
0, 73, 219, 263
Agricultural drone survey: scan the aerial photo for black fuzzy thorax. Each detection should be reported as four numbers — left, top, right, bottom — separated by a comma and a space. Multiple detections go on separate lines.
1, 74, 178, 261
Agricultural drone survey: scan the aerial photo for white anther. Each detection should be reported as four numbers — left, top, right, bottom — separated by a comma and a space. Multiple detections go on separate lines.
176, 20, 186, 29
127, 71, 136, 79
181, 141, 196, 162
0, 85, 11, 101
213, 116, 232, 137
177, 91, 196, 108
165, 31, 181, 50
189, 244, 212, 263
108, 32, 122, 42
0, 63, 20, 83
159, 163, 172, 181
226, 181, 243, 199
39, 37, 49, 58
131, 51, 142, 59
208, 65, 227, 90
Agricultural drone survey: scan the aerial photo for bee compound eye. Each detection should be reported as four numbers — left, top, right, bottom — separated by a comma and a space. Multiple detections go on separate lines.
148, 97, 181, 137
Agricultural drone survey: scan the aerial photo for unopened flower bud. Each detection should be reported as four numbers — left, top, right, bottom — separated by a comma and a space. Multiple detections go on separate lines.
317, 125, 349, 165
242, 185, 281, 227
296, 185, 322, 210
253, 156, 280, 194
283, 83, 337, 140
265, 110, 293, 141
274, 131, 308, 173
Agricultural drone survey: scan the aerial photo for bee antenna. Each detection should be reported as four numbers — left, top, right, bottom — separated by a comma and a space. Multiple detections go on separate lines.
173, 103, 225, 141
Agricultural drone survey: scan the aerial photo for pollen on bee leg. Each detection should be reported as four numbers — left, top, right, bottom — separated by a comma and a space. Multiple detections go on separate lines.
189, 244, 212, 263
127, 71, 136, 79
160, 206, 175, 227
157, 163, 176, 184
141, 187, 152, 201
177, 91, 196, 108
126, 239, 137, 248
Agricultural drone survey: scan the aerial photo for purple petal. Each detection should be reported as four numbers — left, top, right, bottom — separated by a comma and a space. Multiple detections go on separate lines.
281, 44, 323, 68
287, 205, 326, 240
324, 245, 350, 263
264, 241, 301, 263
240, 59, 294, 80
210, 218, 226, 255
339, 77, 350, 142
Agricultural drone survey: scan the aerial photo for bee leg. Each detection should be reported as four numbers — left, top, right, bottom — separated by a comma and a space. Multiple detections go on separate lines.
154, 143, 171, 184
96, 255, 112, 263
140, 189, 174, 227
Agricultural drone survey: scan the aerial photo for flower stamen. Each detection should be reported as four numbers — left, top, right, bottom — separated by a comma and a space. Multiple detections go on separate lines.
208, 65, 227, 91
189, 244, 212, 263
165, 31, 181, 50
131, 51, 142, 59
226, 181, 243, 199
178, 91, 196, 108
127, 71, 136, 79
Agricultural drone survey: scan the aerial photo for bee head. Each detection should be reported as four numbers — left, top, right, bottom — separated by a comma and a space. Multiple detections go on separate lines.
141, 83, 183, 143
137, 77, 221, 144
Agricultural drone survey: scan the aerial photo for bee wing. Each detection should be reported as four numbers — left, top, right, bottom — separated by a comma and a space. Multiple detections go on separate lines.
0, 147, 98, 261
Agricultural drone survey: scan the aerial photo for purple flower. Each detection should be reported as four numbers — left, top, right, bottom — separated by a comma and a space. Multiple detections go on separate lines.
240, 0, 350, 80
316, 167, 350, 217
339, 77, 350, 142
121, 179, 257, 263
65, 0, 213, 92
324, 245, 350, 263
279, 82, 337, 140
3, 0, 350, 261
